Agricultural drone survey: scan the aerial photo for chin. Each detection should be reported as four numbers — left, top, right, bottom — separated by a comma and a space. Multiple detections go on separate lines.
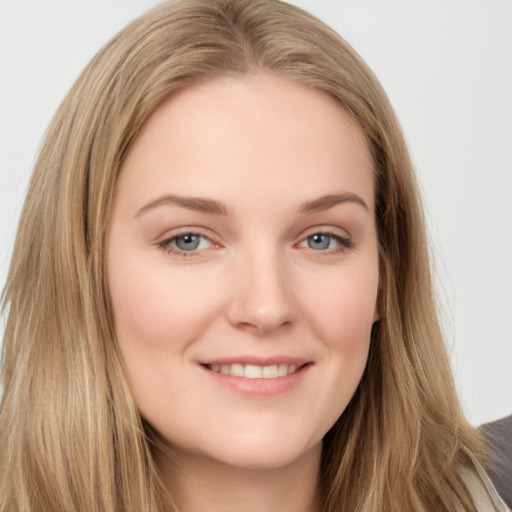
196, 429, 322, 471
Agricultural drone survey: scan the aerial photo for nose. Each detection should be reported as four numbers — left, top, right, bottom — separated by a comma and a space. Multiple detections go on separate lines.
226, 247, 296, 336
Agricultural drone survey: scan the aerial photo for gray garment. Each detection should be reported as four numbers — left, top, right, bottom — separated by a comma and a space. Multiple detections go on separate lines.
463, 447, 510, 511
482, 414, 512, 509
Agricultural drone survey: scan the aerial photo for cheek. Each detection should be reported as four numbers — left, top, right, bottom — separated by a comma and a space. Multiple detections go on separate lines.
108, 252, 217, 351
107, 252, 223, 419
297, 263, 378, 423
300, 263, 378, 349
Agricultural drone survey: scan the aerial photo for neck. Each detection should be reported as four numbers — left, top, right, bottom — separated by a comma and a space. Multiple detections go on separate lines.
156, 444, 323, 512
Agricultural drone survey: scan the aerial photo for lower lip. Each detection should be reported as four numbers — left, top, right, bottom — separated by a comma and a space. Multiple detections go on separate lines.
199, 364, 312, 397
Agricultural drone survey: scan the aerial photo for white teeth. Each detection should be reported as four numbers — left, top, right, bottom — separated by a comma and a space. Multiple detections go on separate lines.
244, 364, 262, 379
262, 365, 278, 378
209, 363, 302, 378
230, 363, 244, 377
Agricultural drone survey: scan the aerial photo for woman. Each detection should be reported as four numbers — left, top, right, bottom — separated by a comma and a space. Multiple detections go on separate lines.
0, 0, 507, 511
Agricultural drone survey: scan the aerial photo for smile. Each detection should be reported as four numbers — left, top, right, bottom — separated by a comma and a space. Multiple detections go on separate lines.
206, 363, 300, 379
199, 359, 313, 396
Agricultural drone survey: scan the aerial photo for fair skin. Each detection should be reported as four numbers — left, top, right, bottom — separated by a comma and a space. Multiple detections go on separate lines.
108, 73, 379, 512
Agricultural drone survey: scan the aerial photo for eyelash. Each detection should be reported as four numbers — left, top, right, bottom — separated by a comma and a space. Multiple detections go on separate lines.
157, 230, 354, 258
299, 232, 354, 253
157, 230, 215, 258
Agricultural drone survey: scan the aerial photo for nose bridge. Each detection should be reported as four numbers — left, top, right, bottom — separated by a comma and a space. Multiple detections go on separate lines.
226, 242, 295, 334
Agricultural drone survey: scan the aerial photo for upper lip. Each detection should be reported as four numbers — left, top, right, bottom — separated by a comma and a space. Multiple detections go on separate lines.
199, 356, 312, 366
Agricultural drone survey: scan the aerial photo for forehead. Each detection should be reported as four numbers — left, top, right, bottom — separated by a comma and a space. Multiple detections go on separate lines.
117, 73, 374, 212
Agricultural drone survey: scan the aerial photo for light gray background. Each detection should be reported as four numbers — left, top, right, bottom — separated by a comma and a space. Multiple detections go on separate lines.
1, 0, 511, 425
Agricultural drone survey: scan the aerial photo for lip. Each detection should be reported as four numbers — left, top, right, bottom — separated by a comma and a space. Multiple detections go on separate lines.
198, 357, 313, 397
200, 356, 311, 366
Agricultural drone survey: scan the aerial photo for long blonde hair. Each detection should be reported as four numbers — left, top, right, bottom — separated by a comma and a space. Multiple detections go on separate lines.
1, 1, 484, 510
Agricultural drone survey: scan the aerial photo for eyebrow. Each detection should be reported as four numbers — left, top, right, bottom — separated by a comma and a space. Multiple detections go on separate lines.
135, 191, 369, 218
135, 195, 229, 217
299, 193, 369, 213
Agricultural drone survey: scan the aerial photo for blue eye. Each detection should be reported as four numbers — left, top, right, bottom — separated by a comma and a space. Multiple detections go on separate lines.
299, 232, 352, 252
307, 233, 332, 250
174, 234, 202, 251
159, 233, 214, 255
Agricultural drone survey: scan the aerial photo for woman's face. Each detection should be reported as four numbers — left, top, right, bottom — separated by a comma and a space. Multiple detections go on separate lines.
108, 74, 379, 470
